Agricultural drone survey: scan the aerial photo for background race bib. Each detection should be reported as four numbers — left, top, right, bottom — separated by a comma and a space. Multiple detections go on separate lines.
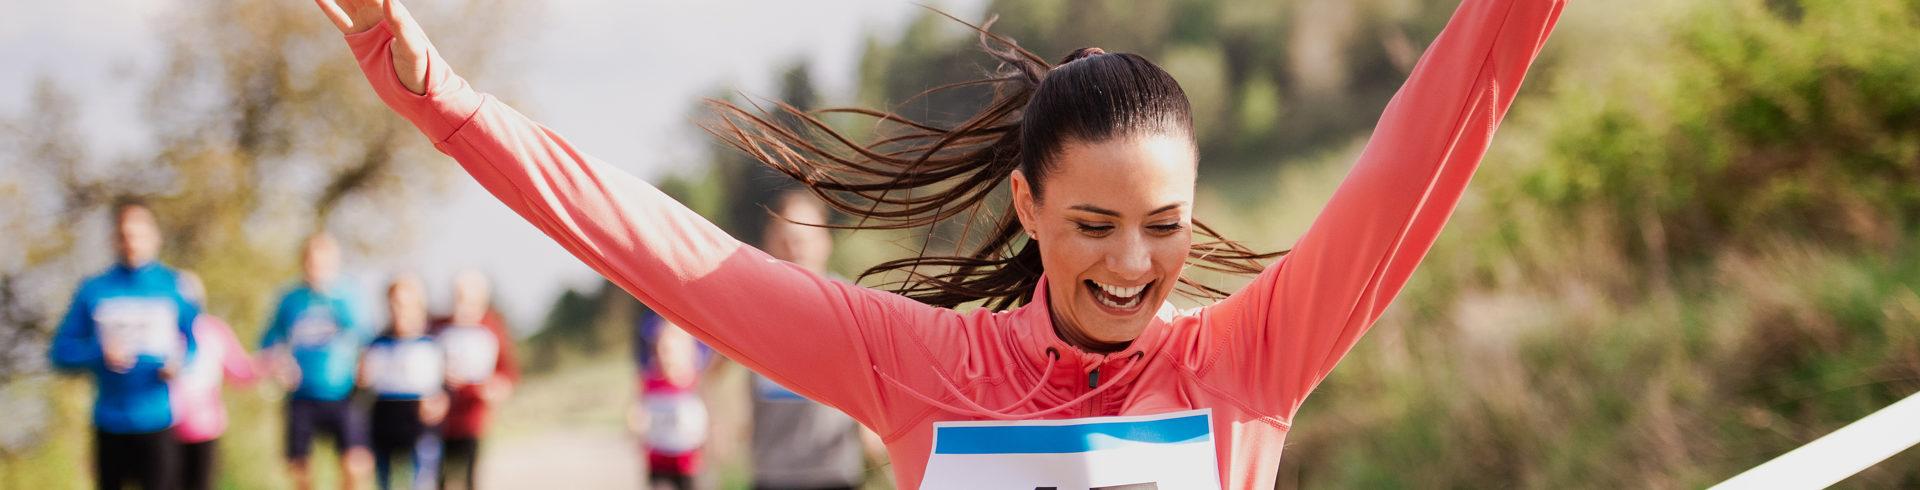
644, 391, 708, 454
438, 325, 498, 385
366, 340, 444, 395
921, 409, 1220, 490
93, 297, 180, 358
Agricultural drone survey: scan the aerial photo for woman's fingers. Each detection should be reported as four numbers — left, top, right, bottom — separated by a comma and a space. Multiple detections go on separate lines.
312, 0, 390, 35
313, 0, 355, 33
316, 0, 431, 95
383, 0, 404, 26
378, 0, 432, 95
384, 0, 425, 58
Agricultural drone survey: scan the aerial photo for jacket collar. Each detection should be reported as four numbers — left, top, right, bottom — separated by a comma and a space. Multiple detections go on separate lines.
112, 260, 160, 276
1008, 276, 1171, 378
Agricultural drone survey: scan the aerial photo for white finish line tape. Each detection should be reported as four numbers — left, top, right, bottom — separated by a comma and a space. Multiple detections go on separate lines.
1713, 391, 1920, 489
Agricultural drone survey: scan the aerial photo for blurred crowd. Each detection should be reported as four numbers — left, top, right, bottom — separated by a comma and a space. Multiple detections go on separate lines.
49, 191, 881, 490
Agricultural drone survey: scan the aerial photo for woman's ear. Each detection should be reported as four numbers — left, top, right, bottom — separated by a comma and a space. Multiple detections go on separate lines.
1010, 169, 1038, 241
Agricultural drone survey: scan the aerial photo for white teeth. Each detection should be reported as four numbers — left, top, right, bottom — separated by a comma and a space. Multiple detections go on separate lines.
1104, 283, 1144, 298
1095, 289, 1143, 309
1093, 281, 1149, 308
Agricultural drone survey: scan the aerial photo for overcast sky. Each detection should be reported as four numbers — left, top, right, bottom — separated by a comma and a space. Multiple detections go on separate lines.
1, 0, 984, 331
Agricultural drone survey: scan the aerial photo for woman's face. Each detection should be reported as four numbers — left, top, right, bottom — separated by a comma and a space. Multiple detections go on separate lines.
1012, 133, 1196, 347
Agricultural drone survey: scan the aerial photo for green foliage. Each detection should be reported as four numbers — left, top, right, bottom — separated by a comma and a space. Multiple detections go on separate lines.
1264, 1, 1920, 487
1519, 0, 1920, 269
1278, 242, 1920, 488
521, 282, 640, 374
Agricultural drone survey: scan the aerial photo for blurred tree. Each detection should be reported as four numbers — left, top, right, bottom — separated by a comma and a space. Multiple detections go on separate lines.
849, 0, 1466, 181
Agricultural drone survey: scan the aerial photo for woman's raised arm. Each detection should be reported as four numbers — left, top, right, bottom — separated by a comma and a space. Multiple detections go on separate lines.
311, 0, 965, 434
1202, 0, 1565, 422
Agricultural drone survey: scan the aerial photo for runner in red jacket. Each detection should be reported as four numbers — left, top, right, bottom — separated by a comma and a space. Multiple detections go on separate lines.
429, 270, 518, 489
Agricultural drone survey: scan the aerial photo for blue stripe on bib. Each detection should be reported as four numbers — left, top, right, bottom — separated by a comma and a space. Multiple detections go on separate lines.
933, 412, 1211, 454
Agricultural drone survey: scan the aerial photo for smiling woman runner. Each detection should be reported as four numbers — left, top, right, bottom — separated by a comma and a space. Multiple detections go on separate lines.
312, 0, 1563, 487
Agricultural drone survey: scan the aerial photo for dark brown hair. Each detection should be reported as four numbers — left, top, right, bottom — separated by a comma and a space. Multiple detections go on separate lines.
704, 13, 1280, 310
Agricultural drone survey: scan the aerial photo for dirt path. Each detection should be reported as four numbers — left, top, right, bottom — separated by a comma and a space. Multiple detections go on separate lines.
480, 426, 640, 489
475, 359, 759, 489
476, 359, 645, 489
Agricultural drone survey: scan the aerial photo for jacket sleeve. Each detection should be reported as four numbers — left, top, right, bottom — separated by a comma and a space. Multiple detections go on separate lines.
1200, 0, 1565, 421
175, 294, 200, 364
49, 284, 102, 371
258, 292, 292, 350
486, 311, 519, 385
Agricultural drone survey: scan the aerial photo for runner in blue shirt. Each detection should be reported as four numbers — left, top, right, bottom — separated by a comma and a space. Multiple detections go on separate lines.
359, 273, 448, 490
259, 232, 374, 489
49, 199, 200, 489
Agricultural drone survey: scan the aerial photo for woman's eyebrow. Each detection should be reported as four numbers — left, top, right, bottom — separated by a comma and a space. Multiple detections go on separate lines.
1068, 204, 1121, 217
1068, 202, 1186, 217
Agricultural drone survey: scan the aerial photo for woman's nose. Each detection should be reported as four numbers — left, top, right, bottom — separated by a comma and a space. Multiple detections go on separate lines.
1105, 233, 1154, 281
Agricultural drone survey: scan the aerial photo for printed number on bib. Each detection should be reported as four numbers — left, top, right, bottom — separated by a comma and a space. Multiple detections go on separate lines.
921, 409, 1220, 490
94, 297, 180, 358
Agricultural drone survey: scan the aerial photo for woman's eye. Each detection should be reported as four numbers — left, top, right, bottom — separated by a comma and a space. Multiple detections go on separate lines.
1075, 223, 1115, 236
1149, 223, 1186, 234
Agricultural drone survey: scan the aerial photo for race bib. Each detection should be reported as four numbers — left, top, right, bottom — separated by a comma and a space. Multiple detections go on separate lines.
365, 340, 443, 395
921, 409, 1220, 490
93, 297, 180, 358
288, 307, 340, 349
438, 325, 499, 385
644, 391, 708, 454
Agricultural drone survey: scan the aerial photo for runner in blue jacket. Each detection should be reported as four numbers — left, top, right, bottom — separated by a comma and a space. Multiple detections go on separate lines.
49, 199, 200, 489
259, 232, 375, 490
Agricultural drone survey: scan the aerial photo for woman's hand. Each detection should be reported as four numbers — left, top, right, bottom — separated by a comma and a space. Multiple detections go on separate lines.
312, 0, 430, 95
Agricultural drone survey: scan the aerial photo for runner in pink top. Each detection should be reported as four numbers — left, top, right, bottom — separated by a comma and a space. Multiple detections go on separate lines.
169, 315, 259, 442
170, 272, 260, 490
314, 0, 1563, 487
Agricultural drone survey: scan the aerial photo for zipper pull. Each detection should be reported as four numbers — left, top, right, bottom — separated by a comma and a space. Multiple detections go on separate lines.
1088, 369, 1100, 389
